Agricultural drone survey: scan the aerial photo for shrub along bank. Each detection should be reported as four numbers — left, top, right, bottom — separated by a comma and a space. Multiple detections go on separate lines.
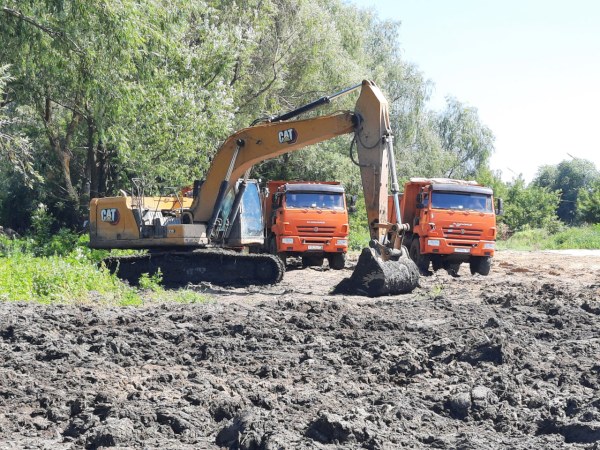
0, 232, 207, 305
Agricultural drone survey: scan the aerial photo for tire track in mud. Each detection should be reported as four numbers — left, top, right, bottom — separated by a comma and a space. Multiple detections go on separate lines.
0, 251, 599, 449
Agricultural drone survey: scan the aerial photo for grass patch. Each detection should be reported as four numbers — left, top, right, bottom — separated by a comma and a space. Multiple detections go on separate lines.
0, 253, 141, 305
498, 224, 600, 251
0, 232, 210, 306
137, 271, 209, 304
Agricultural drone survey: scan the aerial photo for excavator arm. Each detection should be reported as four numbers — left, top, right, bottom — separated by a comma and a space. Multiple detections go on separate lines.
192, 112, 355, 223
193, 80, 398, 240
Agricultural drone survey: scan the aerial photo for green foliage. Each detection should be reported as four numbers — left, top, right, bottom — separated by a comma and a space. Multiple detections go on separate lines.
533, 159, 600, 224
168, 289, 210, 304
0, 231, 207, 305
30, 203, 54, 246
0, 0, 499, 232
348, 194, 371, 250
0, 65, 38, 183
137, 269, 208, 303
501, 176, 561, 233
435, 98, 495, 179
499, 224, 600, 251
576, 179, 600, 224
474, 168, 507, 201
138, 270, 163, 292
0, 219, 139, 305
0, 252, 141, 305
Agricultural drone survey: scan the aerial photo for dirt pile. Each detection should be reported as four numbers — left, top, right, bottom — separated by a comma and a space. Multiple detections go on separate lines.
0, 250, 599, 449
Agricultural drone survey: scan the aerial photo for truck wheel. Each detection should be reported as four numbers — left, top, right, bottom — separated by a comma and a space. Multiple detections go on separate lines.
444, 262, 461, 276
278, 253, 287, 267
302, 255, 324, 268
328, 253, 346, 270
409, 239, 430, 275
470, 256, 492, 276
268, 236, 287, 267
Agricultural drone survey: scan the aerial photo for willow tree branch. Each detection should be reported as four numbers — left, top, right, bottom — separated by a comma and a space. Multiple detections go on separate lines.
2, 7, 82, 54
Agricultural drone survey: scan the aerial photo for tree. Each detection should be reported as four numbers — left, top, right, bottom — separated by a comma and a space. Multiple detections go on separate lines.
0, 1, 241, 223
0, 65, 36, 182
577, 179, 600, 224
501, 176, 561, 232
435, 97, 495, 179
0, 0, 501, 231
533, 159, 600, 223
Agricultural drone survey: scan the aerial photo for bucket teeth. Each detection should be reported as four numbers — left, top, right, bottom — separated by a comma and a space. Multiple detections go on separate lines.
103, 250, 285, 287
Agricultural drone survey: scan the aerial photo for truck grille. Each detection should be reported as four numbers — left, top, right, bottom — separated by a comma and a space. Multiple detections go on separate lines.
442, 227, 483, 240
297, 226, 336, 237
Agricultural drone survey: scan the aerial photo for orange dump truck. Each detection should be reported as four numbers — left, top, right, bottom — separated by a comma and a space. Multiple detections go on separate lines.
264, 181, 349, 269
397, 178, 503, 276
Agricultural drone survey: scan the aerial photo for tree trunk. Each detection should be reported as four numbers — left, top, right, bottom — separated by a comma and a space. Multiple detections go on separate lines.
85, 118, 99, 199
43, 97, 83, 224
97, 139, 109, 196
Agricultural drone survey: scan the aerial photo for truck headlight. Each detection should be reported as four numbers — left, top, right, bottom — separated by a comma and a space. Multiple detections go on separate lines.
427, 239, 440, 246
336, 239, 348, 246
484, 243, 495, 249
281, 237, 294, 244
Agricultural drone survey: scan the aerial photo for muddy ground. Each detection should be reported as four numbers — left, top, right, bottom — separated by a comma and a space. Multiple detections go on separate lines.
1, 250, 599, 449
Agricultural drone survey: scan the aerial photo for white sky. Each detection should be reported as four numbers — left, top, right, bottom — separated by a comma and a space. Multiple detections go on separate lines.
347, 0, 600, 182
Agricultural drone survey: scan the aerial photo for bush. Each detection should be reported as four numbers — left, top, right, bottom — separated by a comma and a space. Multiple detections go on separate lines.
0, 253, 141, 305
498, 225, 600, 251
0, 225, 208, 305
137, 269, 208, 304
348, 195, 371, 251
577, 180, 600, 224
501, 178, 561, 232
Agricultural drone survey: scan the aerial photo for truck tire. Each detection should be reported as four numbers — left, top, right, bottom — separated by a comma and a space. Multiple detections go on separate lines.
302, 255, 324, 268
470, 256, 492, 276
444, 261, 461, 276
409, 239, 430, 275
268, 235, 287, 267
328, 253, 346, 270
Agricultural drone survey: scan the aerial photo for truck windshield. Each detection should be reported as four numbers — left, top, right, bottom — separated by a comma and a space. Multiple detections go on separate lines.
285, 192, 344, 210
431, 192, 493, 212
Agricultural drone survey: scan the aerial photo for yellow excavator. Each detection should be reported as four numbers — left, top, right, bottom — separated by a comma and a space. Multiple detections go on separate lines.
89, 80, 419, 296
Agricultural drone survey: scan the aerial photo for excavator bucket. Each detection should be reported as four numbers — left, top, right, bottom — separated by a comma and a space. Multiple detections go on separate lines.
333, 247, 419, 297
333, 80, 420, 296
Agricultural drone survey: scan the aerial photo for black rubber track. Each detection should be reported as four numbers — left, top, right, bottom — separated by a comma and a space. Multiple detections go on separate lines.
103, 249, 285, 287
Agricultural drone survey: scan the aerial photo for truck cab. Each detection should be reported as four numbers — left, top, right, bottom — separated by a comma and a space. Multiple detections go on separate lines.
264, 181, 349, 269
399, 178, 501, 275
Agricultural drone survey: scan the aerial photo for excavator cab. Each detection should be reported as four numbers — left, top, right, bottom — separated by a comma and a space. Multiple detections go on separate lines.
216, 179, 265, 248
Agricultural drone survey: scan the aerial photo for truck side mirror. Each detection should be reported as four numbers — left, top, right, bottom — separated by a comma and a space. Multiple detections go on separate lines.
495, 198, 504, 216
347, 194, 358, 213
416, 193, 424, 209
192, 179, 202, 198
